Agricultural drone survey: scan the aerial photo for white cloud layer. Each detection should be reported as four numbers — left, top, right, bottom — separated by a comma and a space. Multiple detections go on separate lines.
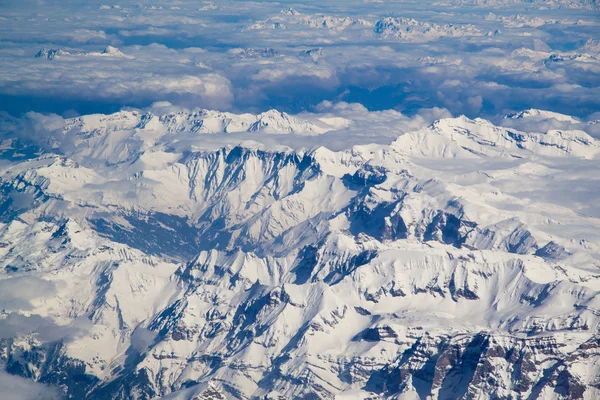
0, 371, 62, 400
0, 0, 597, 119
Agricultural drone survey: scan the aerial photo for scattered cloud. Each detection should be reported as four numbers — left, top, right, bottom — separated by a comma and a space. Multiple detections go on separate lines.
0, 0, 596, 118
0, 276, 87, 342
0, 276, 56, 311
130, 327, 157, 353
0, 371, 62, 400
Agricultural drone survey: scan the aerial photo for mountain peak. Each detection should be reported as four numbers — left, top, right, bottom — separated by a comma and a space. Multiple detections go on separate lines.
281, 7, 301, 16
392, 114, 598, 159
35, 48, 69, 60
101, 45, 124, 56
250, 110, 326, 134
504, 108, 580, 123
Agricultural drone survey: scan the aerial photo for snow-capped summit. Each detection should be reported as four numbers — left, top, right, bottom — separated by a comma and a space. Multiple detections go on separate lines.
301, 47, 324, 61
63, 108, 329, 138
281, 7, 301, 16
505, 108, 581, 123
375, 17, 483, 41
231, 47, 280, 58
53, 108, 333, 164
101, 45, 125, 56
199, 2, 218, 11
392, 115, 598, 159
249, 110, 328, 134
249, 10, 372, 32
34, 46, 130, 60
35, 48, 69, 59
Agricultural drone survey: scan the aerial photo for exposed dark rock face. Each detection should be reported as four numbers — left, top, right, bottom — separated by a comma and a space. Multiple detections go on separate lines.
1, 341, 99, 399
361, 326, 398, 342
366, 333, 594, 400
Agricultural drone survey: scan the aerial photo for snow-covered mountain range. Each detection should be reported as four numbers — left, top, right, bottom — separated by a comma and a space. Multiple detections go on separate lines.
35, 46, 131, 60
1, 107, 599, 399
433, 0, 598, 10
374, 18, 486, 41
246, 8, 373, 33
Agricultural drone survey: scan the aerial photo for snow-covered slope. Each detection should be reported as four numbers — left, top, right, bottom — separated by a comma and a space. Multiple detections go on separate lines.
393, 115, 599, 159
63, 108, 329, 137
505, 109, 581, 123
45, 108, 334, 165
1, 109, 599, 399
